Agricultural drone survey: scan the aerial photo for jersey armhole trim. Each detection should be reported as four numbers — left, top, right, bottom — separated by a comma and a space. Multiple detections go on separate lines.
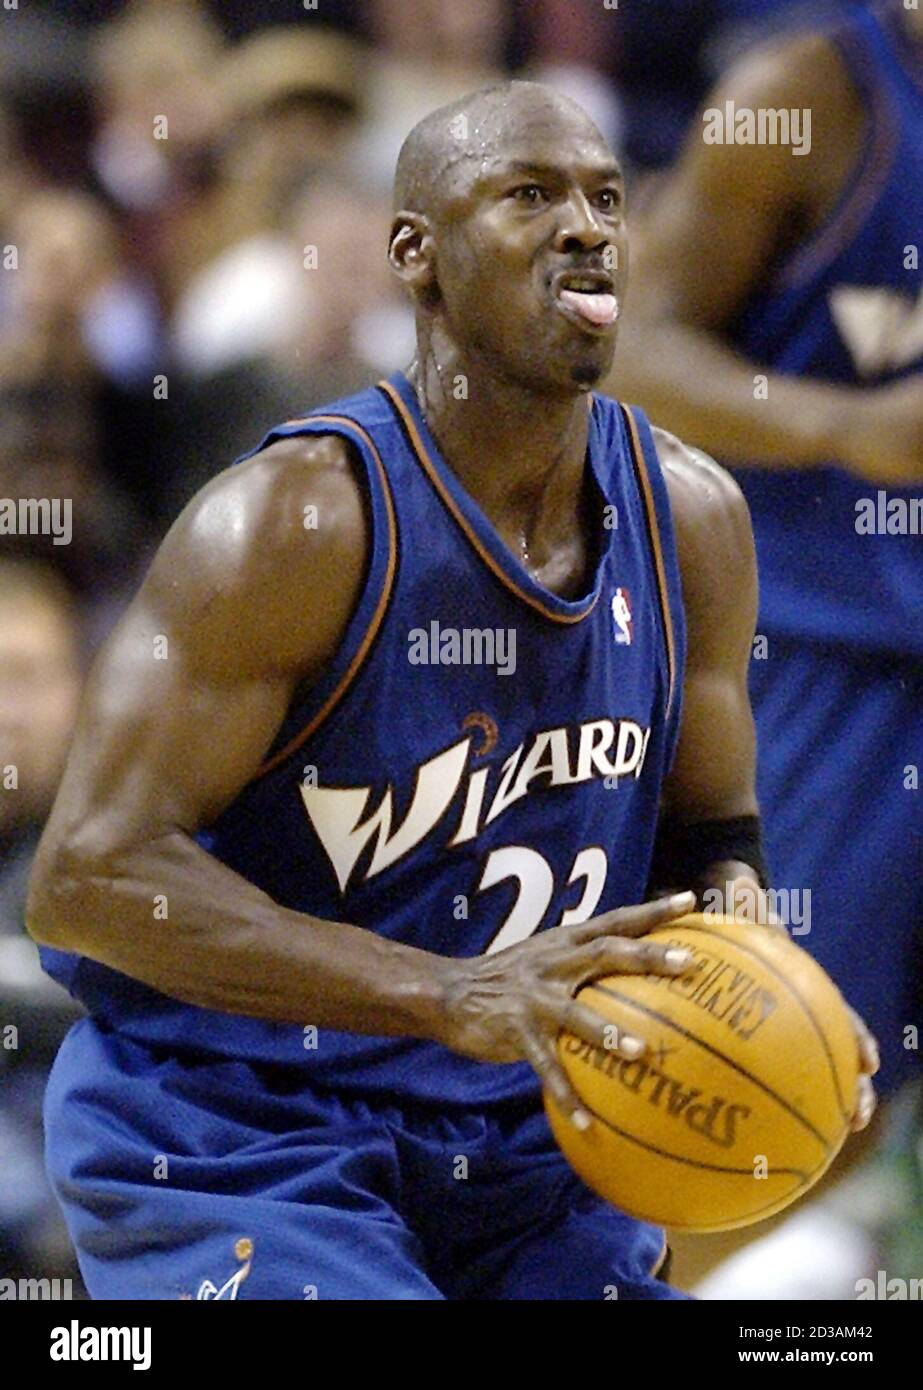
253, 414, 398, 781
775, 27, 899, 292
621, 405, 679, 723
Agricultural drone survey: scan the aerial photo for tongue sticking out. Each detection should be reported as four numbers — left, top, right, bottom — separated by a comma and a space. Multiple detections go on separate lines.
558, 289, 619, 327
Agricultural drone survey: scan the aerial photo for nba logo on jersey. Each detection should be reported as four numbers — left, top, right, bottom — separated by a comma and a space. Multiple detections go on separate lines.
611, 587, 633, 645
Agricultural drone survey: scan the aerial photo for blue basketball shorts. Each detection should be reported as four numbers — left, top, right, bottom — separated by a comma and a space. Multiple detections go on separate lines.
749, 635, 923, 1096
44, 1019, 686, 1301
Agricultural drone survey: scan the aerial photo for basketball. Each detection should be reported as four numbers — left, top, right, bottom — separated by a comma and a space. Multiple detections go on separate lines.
545, 913, 860, 1233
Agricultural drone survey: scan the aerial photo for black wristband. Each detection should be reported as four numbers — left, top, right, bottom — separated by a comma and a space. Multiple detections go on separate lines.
649, 815, 769, 892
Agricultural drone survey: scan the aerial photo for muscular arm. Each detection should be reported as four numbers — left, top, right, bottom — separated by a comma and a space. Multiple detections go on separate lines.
656, 429, 761, 904
25, 435, 450, 1035
610, 34, 921, 481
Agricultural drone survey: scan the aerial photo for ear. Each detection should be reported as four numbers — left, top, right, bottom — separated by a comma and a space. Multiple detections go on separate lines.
389, 212, 438, 299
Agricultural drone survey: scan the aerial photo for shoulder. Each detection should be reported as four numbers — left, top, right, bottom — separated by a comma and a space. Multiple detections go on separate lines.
653, 425, 751, 547
651, 427, 757, 653
685, 25, 862, 197
190, 431, 363, 539
157, 432, 367, 606
706, 25, 854, 113
143, 432, 369, 679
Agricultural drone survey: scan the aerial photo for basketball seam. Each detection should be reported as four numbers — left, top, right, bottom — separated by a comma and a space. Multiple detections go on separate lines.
657, 922, 851, 1124
658, 1147, 835, 1231
554, 1099, 835, 1231
562, 1098, 812, 1183
584, 982, 834, 1154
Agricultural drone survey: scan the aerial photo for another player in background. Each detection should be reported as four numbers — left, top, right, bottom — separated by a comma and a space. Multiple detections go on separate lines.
27, 83, 875, 1301
608, 0, 922, 1101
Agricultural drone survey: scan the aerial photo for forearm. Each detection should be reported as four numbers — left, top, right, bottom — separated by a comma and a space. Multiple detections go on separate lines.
649, 806, 767, 918
26, 831, 451, 1041
613, 315, 853, 469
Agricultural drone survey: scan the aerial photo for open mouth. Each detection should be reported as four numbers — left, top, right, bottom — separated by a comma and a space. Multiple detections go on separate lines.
553, 273, 620, 330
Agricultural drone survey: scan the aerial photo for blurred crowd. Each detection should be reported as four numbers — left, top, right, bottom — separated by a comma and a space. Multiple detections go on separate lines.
0, 0, 903, 1297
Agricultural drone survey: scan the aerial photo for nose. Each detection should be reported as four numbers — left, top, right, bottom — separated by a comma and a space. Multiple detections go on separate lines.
553, 190, 609, 256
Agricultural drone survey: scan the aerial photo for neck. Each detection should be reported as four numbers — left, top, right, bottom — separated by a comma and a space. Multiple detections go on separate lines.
409, 325, 592, 552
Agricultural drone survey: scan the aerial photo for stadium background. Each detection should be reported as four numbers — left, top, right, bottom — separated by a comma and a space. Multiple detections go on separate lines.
0, 0, 916, 1300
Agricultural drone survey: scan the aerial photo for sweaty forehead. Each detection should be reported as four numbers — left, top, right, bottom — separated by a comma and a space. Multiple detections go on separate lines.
472, 89, 603, 146
394, 84, 613, 216
456, 98, 608, 192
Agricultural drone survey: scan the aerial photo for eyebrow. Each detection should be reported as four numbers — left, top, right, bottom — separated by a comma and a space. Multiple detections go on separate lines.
493, 159, 623, 184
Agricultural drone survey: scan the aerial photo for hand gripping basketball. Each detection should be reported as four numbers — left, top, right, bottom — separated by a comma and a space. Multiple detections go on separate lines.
546, 913, 868, 1231
438, 890, 699, 1130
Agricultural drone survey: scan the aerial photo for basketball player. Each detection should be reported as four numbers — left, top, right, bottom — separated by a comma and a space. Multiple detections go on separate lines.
608, 0, 922, 1099
27, 82, 876, 1301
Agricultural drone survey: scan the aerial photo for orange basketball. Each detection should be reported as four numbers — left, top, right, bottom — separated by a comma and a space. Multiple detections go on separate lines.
545, 913, 859, 1232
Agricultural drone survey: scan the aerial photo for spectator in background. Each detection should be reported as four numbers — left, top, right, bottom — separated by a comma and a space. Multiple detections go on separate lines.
0, 560, 84, 1282
0, 187, 160, 578
0, 104, 38, 248
0, 5, 94, 188
0, 383, 139, 603
0, 188, 160, 392
518, 0, 622, 154
167, 171, 411, 515
0, 564, 81, 849
358, 0, 510, 194
169, 25, 367, 379
88, 0, 226, 309
0, 120, 45, 379
202, 0, 361, 42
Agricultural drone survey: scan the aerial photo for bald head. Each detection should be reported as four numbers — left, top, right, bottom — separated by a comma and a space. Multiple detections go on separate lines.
388, 78, 627, 395
393, 80, 610, 219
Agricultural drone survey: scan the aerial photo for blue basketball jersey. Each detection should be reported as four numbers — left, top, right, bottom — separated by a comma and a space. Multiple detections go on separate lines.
40, 374, 686, 1107
726, 0, 923, 657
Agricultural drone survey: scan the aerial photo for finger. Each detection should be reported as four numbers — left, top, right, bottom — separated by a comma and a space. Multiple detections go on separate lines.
850, 1075, 877, 1133
556, 996, 646, 1061
571, 890, 697, 944
847, 1006, 880, 1076
520, 1030, 593, 1131
561, 934, 695, 985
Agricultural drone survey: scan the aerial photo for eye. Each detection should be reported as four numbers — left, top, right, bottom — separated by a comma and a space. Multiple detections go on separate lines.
595, 188, 621, 213
510, 184, 549, 205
